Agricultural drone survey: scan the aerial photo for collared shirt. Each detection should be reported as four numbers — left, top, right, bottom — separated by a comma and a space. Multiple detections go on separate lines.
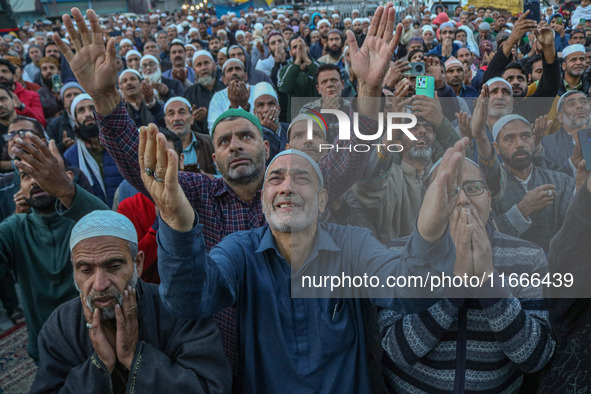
157, 219, 454, 393
182, 132, 200, 166
162, 66, 196, 84
207, 85, 257, 132
564, 78, 583, 92
96, 99, 379, 375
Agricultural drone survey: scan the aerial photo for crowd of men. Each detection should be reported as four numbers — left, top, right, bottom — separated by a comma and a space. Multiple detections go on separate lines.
1, 1, 591, 392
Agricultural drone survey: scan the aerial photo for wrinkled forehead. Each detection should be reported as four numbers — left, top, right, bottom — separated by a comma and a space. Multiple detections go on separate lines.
265, 154, 320, 183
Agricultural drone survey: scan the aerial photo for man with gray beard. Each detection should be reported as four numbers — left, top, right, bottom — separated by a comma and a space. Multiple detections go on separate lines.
139, 54, 184, 102
183, 50, 225, 135
32, 210, 230, 393
352, 100, 462, 243
542, 91, 591, 177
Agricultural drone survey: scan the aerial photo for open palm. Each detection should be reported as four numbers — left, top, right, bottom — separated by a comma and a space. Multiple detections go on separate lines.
346, 4, 402, 90
53, 8, 118, 100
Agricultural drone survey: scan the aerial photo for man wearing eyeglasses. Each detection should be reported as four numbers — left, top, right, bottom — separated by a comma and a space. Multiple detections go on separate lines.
380, 157, 555, 393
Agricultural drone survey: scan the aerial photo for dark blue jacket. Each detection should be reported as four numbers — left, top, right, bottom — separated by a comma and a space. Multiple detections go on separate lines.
63, 143, 124, 207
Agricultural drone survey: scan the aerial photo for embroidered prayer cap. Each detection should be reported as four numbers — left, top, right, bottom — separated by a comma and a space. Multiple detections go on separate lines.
70, 210, 138, 251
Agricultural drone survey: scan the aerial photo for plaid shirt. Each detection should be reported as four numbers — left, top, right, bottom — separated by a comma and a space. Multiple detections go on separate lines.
96, 100, 375, 376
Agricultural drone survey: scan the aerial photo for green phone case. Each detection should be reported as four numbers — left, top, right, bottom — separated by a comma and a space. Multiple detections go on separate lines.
415, 76, 435, 98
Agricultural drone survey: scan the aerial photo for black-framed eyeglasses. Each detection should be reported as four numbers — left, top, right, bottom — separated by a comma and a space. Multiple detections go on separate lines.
4, 129, 35, 142
462, 180, 487, 196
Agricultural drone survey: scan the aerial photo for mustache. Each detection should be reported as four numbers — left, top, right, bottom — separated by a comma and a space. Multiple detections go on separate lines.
29, 185, 45, 195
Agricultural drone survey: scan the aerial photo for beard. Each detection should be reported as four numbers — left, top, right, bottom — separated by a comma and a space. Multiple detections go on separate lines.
76, 265, 138, 320
198, 73, 215, 87
501, 149, 533, 170
217, 148, 266, 185
263, 192, 318, 233
563, 114, 591, 129
25, 186, 57, 212
143, 68, 162, 83
407, 146, 432, 163
78, 122, 99, 140
0, 75, 14, 87
42, 75, 53, 88
327, 45, 343, 58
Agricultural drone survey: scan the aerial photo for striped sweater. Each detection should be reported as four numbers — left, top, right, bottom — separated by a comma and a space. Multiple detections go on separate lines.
380, 232, 555, 393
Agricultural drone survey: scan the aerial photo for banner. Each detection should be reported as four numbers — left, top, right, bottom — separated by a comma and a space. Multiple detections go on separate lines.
215, 1, 253, 17
468, 0, 522, 15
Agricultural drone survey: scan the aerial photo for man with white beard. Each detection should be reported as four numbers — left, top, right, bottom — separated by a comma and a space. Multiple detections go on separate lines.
183, 50, 225, 135
140, 54, 184, 102
542, 91, 591, 177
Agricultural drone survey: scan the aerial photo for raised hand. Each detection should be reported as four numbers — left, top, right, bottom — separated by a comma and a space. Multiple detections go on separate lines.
417, 137, 469, 243
412, 93, 444, 128
532, 115, 550, 152
62, 130, 75, 150
53, 8, 120, 114
81, 294, 116, 374
12, 133, 77, 208
516, 184, 555, 218
191, 105, 207, 121
13, 189, 30, 214
383, 60, 411, 90
469, 208, 494, 279
450, 208, 474, 280
139, 123, 194, 232
455, 111, 472, 139
141, 80, 155, 103
114, 285, 138, 370
471, 85, 495, 159
346, 4, 402, 93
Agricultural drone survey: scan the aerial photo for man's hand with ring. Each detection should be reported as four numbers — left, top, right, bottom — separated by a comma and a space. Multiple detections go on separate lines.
139, 123, 195, 232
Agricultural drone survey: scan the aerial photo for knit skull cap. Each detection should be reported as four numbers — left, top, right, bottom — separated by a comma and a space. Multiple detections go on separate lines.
252, 82, 278, 103
556, 90, 585, 112
125, 49, 142, 61
485, 77, 512, 94
60, 81, 84, 101
118, 68, 142, 84
164, 96, 191, 113
221, 58, 245, 74
193, 49, 214, 65
444, 56, 463, 70
70, 210, 138, 252
562, 44, 585, 59
479, 22, 491, 31
263, 149, 324, 189
140, 54, 160, 65
317, 19, 331, 28
210, 108, 262, 137
120, 38, 133, 46
70, 93, 93, 118
492, 114, 530, 142
287, 113, 327, 139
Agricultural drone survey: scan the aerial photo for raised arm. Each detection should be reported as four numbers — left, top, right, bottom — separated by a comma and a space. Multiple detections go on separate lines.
318, 4, 404, 202
53, 8, 208, 204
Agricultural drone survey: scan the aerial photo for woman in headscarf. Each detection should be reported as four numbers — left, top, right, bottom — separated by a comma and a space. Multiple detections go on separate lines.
309, 13, 322, 29
458, 25, 480, 57
474, 39, 493, 68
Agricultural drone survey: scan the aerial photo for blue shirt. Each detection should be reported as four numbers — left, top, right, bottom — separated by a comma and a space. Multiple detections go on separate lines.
162, 66, 196, 84
182, 132, 200, 166
157, 218, 454, 392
